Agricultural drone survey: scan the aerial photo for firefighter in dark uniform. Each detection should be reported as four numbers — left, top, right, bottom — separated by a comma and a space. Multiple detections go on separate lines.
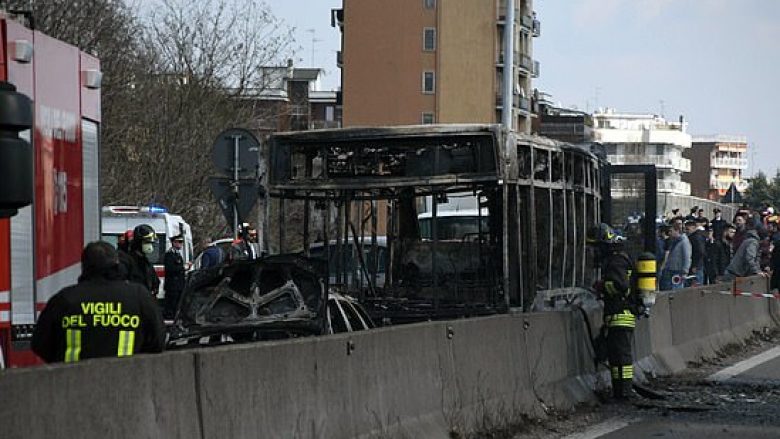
590, 224, 643, 400
32, 241, 165, 362
123, 224, 161, 296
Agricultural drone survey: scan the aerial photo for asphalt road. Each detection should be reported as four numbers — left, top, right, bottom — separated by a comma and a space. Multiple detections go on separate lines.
569, 344, 780, 439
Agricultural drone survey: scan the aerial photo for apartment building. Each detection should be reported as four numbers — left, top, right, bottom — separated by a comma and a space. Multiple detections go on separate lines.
334, 0, 539, 133
592, 109, 692, 197
251, 62, 342, 136
684, 135, 748, 201
534, 93, 594, 144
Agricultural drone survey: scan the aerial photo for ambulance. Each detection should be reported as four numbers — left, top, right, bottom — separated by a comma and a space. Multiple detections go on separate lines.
101, 205, 194, 295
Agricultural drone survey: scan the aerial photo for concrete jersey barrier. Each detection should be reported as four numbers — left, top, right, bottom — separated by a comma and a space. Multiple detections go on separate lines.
0, 276, 777, 438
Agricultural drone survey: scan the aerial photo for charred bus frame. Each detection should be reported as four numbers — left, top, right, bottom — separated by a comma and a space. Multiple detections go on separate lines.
268, 124, 604, 318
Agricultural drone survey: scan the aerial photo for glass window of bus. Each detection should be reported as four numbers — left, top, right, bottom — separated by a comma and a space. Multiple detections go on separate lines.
419, 217, 489, 240
363, 246, 386, 274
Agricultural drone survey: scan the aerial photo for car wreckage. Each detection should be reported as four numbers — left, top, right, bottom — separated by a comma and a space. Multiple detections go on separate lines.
168, 254, 374, 347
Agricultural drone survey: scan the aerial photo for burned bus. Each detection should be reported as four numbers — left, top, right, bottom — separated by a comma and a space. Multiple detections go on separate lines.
267, 124, 607, 322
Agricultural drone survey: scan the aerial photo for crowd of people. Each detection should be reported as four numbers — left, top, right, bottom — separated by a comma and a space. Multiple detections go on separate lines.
655, 205, 780, 291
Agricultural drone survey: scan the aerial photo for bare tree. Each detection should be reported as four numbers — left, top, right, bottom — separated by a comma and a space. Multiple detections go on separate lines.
103, 0, 296, 239
4, 0, 297, 241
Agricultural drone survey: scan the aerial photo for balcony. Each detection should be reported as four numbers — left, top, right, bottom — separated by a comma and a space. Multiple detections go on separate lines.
495, 93, 521, 109
520, 14, 533, 31
657, 180, 691, 194
711, 157, 748, 169
532, 60, 540, 78
336, 51, 342, 68
519, 96, 530, 111
532, 18, 541, 37
610, 178, 691, 197
607, 154, 691, 172
518, 53, 532, 73
541, 123, 587, 135
496, 52, 534, 74
710, 179, 748, 191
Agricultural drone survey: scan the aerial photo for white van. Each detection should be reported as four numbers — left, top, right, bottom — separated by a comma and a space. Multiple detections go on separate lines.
101, 205, 194, 295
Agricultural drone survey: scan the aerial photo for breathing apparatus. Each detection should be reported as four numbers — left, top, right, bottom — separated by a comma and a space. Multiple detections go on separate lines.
132, 224, 157, 255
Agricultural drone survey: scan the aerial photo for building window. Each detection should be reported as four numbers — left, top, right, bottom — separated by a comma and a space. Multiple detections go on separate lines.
325, 105, 335, 122
424, 0, 435, 9
423, 28, 436, 51
421, 112, 434, 124
422, 71, 435, 94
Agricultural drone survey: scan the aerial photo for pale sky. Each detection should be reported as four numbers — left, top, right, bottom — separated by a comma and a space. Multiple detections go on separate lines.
266, 0, 780, 176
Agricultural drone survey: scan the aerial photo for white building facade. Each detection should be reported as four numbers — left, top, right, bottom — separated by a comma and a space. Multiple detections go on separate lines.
593, 109, 692, 197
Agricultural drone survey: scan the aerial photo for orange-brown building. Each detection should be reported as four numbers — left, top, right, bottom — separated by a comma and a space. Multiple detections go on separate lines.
334, 0, 538, 133
683, 135, 749, 201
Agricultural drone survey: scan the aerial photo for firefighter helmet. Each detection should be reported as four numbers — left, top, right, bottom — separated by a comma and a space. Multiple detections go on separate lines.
132, 224, 157, 254
587, 223, 626, 245
132, 224, 156, 243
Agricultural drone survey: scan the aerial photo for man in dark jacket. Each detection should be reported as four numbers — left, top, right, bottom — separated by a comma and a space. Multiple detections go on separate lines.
122, 224, 161, 296
711, 224, 735, 279
32, 242, 165, 363
163, 234, 186, 319
711, 208, 726, 240
685, 220, 706, 286
703, 227, 718, 285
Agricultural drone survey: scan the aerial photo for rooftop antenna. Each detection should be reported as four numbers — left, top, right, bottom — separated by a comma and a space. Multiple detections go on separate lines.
659, 99, 666, 118
306, 29, 322, 67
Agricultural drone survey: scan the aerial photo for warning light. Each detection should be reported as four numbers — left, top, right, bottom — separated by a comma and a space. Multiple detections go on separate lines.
147, 204, 168, 214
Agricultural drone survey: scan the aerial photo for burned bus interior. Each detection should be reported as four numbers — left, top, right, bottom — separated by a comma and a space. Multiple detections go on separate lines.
268, 124, 605, 323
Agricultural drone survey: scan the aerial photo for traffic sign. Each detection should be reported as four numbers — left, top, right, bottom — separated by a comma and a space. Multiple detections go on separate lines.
210, 128, 260, 178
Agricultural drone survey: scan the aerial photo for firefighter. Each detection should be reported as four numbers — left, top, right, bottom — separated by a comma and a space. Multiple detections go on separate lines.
589, 223, 643, 400
31, 241, 165, 363
123, 224, 161, 295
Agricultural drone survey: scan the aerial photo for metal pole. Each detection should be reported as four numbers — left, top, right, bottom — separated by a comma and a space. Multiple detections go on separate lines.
501, 0, 516, 130
257, 137, 266, 255
432, 189, 438, 311
232, 134, 241, 238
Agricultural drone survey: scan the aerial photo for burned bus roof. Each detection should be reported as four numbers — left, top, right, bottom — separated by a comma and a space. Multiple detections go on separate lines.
270, 123, 503, 143
268, 124, 602, 194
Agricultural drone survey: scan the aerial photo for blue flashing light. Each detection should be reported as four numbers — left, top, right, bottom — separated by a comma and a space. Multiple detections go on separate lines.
148, 204, 168, 214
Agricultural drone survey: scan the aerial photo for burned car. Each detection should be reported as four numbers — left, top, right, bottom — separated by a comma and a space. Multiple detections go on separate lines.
168, 254, 373, 348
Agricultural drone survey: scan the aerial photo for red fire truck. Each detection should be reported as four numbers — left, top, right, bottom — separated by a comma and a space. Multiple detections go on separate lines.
0, 14, 101, 367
